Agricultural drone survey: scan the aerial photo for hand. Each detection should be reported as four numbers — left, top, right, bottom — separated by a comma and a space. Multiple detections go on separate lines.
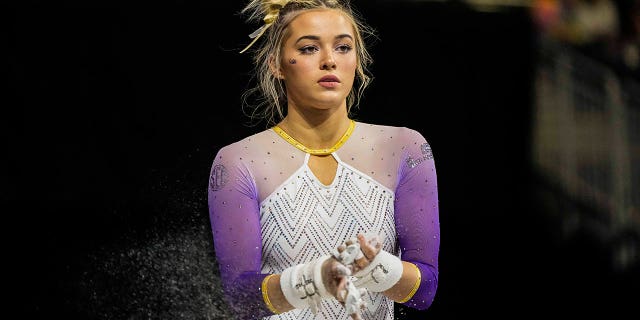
341, 280, 367, 320
336, 233, 403, 294
320, 257, 351, 300
336, 233, 382, 274
320, 257, 366, 319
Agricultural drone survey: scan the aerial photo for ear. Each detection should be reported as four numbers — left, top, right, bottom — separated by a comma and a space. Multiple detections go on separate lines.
268, 55, 284, 80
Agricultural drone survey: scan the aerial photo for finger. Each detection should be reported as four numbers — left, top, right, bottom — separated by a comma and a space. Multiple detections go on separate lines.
357, 233, 381, 248
336, 277, 348, 302
330, 260, 350, 287
337, 244, 346, 253
358, 234, 382, 260
351, 310, 362, 320
346, 263, 355, 274
344, 237, 358, 246
368, 235, 382, 251
335, 263, 351, 277
359, 240, 381, 261
354, 254, 369, 270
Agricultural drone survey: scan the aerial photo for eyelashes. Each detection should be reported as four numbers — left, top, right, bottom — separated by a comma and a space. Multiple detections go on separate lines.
336, 44, 353, 53
297, 44, 353, 54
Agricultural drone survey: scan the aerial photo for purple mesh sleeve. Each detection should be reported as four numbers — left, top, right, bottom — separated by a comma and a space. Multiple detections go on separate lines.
394, 130, 440, 310
208, 147, 273, 319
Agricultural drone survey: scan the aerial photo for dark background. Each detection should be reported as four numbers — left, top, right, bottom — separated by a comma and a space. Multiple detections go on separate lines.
7, 0, 638, 319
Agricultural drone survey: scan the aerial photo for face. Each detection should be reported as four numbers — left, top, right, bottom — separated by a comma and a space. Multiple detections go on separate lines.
278, 9, 357, 111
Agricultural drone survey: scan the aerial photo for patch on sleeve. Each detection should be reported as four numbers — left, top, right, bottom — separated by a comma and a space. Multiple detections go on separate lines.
421, 142, 433, 160
406, 142, 434, 168
209, 164, 229, 191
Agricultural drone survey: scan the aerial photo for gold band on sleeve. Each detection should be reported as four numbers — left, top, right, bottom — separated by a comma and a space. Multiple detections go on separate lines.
261, 274, 280, 314
398, 263, 422, 303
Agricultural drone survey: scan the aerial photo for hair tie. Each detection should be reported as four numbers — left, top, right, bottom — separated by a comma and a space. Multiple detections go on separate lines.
240, 0, 292, 53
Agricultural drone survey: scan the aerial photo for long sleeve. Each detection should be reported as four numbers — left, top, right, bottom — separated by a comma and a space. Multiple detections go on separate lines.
394, 129, 440, 310
208, 145, 272, 319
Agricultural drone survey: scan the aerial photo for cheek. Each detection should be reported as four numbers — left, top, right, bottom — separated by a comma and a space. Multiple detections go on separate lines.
284, 61, 315, 78
341, 58, 358, 82
341, 55, 358, 73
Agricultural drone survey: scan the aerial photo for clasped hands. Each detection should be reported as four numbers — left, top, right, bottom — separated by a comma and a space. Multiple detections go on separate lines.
280, 233, 402, 319
322, 233, 383, 320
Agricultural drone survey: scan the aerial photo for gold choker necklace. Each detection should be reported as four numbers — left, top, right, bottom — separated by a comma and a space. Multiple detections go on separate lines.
273, 120, 355, 156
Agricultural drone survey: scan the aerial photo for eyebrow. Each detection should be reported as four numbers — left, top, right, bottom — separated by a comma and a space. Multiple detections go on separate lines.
294, 34, 354, 44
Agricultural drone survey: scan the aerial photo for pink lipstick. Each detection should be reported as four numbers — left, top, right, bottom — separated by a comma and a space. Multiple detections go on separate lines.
318, 75, 340, 88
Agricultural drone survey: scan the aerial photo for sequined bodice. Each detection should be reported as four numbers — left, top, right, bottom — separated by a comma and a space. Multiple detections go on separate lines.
208, 121, 440, 319
260, 154, 396, 319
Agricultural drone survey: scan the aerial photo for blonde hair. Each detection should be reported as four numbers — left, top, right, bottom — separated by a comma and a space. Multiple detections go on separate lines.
238, 0, 376, 127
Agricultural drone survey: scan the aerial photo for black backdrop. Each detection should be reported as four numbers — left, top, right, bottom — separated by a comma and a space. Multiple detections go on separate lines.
8, 1, 636, 319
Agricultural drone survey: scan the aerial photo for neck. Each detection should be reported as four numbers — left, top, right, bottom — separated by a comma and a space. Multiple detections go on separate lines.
277, 112, 352, 150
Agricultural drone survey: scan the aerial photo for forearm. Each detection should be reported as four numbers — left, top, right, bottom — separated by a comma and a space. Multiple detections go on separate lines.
342, 235, 437, 310
262, 256, 347, 316
391, 260, 438, 310
383, 261, 421, 303
262, 274, 295, 315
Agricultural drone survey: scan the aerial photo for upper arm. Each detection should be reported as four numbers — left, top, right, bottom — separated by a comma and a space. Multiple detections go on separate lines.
208, 146, 263, 288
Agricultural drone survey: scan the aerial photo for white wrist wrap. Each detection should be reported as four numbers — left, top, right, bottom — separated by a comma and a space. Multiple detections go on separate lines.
352, 250, 403, 292
280, 255, 332, 313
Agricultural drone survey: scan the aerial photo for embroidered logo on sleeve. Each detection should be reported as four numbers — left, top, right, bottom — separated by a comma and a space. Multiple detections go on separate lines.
421, 142, 433, 160
406, 142, 434, 168
209, 164, 229, 191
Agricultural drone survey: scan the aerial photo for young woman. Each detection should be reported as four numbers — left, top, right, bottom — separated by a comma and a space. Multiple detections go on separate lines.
208, 1, 440, 319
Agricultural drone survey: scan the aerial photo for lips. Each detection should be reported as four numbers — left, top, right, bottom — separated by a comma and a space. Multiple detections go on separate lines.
318, 75, 340, 83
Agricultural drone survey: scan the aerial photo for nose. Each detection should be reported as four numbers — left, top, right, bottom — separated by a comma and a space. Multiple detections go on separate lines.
321, 53, 336, 70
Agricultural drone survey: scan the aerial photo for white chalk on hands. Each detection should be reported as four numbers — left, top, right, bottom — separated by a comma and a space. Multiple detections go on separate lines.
344, 280, 367, 316
333, 240, 363, 265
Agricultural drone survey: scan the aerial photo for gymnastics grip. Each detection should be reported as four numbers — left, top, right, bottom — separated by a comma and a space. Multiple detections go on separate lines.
352, 249, 403, 293
279, 255, 335, 314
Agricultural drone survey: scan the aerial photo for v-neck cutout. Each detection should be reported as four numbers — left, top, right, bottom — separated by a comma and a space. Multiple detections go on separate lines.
305, 153, 339, 187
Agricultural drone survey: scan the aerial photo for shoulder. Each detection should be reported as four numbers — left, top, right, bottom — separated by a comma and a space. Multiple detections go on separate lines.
355, 121, 434, 160
211, 128, 275, 163
355, 121, 428, 144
